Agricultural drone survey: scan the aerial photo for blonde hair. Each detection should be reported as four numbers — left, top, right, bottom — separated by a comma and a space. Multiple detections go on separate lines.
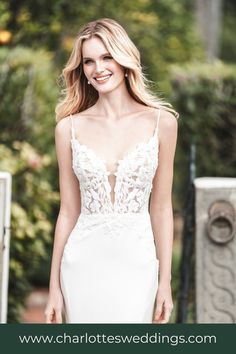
55, 18, 179, 122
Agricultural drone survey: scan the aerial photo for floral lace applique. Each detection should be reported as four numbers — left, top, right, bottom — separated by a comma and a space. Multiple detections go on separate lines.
70, 109, 160, 215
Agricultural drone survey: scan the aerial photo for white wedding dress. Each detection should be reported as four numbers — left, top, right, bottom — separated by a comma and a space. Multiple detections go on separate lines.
60, 108, 161, 323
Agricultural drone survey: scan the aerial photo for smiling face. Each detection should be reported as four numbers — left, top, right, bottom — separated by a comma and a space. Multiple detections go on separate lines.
82, 36, 126, 94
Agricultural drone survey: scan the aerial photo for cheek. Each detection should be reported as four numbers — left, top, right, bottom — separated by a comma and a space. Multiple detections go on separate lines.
110, 62, 124, 73
112, 65, 125, 79
83, 65, 92, 77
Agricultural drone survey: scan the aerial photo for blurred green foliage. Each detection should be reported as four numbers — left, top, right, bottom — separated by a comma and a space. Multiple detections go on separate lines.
220, 0, 236, 63
0, 142, 59, 322
0, 0, 204, 89
170, 60, 236, 210
0, 46, 59, 154
170, 60, 236, 322
0, 47, 60, 322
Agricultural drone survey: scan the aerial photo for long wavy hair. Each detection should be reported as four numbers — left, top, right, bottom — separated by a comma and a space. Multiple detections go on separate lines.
55, 18, 179, 122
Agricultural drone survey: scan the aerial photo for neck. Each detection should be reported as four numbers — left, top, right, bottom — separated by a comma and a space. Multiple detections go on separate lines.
94, 83, 140, 120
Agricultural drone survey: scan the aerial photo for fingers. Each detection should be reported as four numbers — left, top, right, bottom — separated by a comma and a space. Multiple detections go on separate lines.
152, 300, 164, 323
152, 301, 173, 324
45, 309, 55, 324
159, 303, 173, 324
45, 307, 63, 324
55, 309, 63, 323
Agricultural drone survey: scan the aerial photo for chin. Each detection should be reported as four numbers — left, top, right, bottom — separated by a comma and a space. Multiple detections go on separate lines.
96, 86, 116, 94
97, 82, 124, 94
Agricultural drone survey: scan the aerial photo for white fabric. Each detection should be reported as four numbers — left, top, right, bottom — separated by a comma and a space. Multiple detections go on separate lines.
60, 108, 160, 323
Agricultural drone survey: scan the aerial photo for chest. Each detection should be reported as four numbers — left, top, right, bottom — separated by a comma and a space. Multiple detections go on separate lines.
72, 136, 159, 208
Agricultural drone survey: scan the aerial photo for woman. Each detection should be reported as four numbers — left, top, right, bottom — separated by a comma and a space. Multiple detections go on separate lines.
45, 18, 178, 324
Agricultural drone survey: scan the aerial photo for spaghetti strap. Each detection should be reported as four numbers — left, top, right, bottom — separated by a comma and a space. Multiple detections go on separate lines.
70, 114, 75, 140
153, 108, 161, 138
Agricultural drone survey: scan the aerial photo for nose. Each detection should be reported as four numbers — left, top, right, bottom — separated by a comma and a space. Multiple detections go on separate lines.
95, 60, 105, 73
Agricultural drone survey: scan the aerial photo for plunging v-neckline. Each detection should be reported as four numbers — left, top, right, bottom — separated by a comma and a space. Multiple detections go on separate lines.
70, 109, 160, 209
71, 135, 159, 210
71, 134, 158, 176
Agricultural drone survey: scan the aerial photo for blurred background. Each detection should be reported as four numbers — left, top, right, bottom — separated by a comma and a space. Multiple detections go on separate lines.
0, 0, 235, 323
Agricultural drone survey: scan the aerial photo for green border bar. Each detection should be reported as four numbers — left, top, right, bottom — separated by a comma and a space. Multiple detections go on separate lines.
0, 324, 235, 354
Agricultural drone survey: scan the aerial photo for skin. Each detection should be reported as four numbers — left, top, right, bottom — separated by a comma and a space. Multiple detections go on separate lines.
45, 36, 178, 324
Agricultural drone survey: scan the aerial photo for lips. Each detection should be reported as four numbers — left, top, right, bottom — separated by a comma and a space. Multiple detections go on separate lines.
94, 74, 112, 81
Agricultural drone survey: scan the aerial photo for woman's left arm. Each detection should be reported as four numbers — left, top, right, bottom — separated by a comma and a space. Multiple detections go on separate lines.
149, 109, 178, 324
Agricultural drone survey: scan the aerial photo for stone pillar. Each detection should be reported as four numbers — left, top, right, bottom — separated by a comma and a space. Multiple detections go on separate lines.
194, 177, 236, 323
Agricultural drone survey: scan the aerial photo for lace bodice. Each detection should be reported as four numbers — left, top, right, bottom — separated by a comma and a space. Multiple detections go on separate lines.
70, 109, 160, 214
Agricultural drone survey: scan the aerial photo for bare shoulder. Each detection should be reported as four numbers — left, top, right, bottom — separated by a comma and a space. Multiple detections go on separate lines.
55, 116, 71, 143
160, 108, 178, 127
70, 110, 94, 128
159, 108, 178, 133
74, 106, 95, 118
159, 109, 178, 151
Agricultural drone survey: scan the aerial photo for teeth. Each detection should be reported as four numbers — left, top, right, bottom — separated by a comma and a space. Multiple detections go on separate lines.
95, 75, 111, 81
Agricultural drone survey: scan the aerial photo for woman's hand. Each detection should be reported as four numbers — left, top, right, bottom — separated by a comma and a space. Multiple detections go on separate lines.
44, 288, 64, 324
152, 282, 173, 324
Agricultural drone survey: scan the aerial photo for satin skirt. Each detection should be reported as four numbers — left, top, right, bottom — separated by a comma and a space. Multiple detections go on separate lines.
60, 212, 159, 323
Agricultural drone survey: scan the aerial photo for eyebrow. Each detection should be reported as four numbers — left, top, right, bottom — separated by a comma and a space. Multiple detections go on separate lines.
83, 53, 111, 60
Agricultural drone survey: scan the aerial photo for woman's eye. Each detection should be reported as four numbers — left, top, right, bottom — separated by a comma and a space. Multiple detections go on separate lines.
83, 56, 112, 64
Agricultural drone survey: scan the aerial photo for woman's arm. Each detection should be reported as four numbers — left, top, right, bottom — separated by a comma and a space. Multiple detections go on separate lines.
149, 109, 178, 323
45, 116, 81, 323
